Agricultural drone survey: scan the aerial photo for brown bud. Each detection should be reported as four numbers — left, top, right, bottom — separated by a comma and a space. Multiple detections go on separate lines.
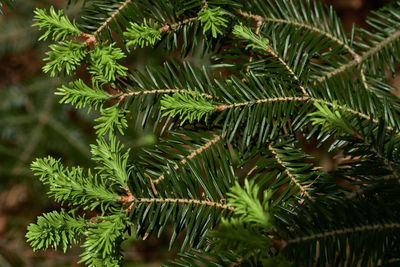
161, 24, 170, 34
215, 105, 227, 112
80, 32, 97, 47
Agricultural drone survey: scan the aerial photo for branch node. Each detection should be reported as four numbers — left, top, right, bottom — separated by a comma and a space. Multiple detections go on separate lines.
161, 24, 171, 34
80, 32, 97, 47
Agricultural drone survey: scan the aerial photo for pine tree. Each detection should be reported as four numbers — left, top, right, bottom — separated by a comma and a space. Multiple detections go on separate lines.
26, 0, 400, 266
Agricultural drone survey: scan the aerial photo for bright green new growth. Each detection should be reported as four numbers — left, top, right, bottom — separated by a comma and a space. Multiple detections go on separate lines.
27, 135, 133, 266
203, 181, 277, 263
233, 23, 269, 50
209, 218, 272, 259
227, 179, 274, 228
124, 19, 162, 49
90, 137, 130, 188
34, 8, 128, 84
33, 6, 80, 41
31, 156, 120, 212
26, 210, 87, 252
88, 43, 128, 83
160, 91, 215, 125
94, 106, 128, 137
56, 79, 111, 111
198, 6, 228, 38
309, 101, 354, 136
43, 41, 87, 76
27, 210, 130, 266
79, 214, 129, 267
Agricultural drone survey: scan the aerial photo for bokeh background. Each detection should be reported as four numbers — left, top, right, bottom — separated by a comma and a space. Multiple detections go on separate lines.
0, 0, 397, 266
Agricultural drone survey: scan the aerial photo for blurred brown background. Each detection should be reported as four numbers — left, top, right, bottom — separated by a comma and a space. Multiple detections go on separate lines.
0, 0, 397, 266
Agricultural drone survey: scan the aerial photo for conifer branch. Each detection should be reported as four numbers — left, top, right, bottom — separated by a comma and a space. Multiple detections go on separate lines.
266, 46, 309, 96
268, 144, 314, 202
137, 197, 233, 211
93, 0, 133, 38
317, 29, 400, 83
233, 23, 308, 95
33, 6, 81, 41
215, 96, 399, 135
124, 19, 161, 49
27, 2, 400, 265
160, 17, 199, 35
237, 11, 358, 59
152, 135, 222, 184
161, 91, 215, 124
287, 222, 400, 244
238, 11, 373, 91
120, 191, 234, 212
169, 17, 198, 30
198, 6, 228, 38
215, 96, 310, 111
117, 89, 214, 103
360, 68, 371, 92
309, 101, 400, 178
351, 133, 400, 179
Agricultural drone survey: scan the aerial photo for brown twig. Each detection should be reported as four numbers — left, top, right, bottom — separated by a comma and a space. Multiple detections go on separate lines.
115, 88, 215, 104
119, 186, 234, 212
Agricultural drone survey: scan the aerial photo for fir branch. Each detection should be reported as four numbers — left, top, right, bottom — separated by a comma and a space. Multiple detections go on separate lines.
93, 0, 133, 38
232, 23, 308, 95
244, 18, 263, 77
208, 218, 272, 260
237, 11, 359, 59
215, 96, 399, 135
94, 106, 128, 137
168, 17, 199, 30
268, 144, 313, 201
33, 6, 81, 41
42, 41, 87, 77
117, 89, 215, 103
227, 179, 274, 228
317, 30, 400, 83
198, 6, 228, 38
122, 195, 234, 212
238, 8, 372, 91
26, 210, 87, 252
287, 222, 400, 245
79, 214, 128, 267
56, 79, 111, 111
124, 19, 161, 49
88, 43, 127, 83
152, 134, 222, 184
215, 96, 310, 111
308, 101, 354, 136
264, 47, 309, 96
90, 137, 130, 188
161, 91, 215, 125
233, 23, 269, 51
31, 156, 120, 212
27, 1, 400, 265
